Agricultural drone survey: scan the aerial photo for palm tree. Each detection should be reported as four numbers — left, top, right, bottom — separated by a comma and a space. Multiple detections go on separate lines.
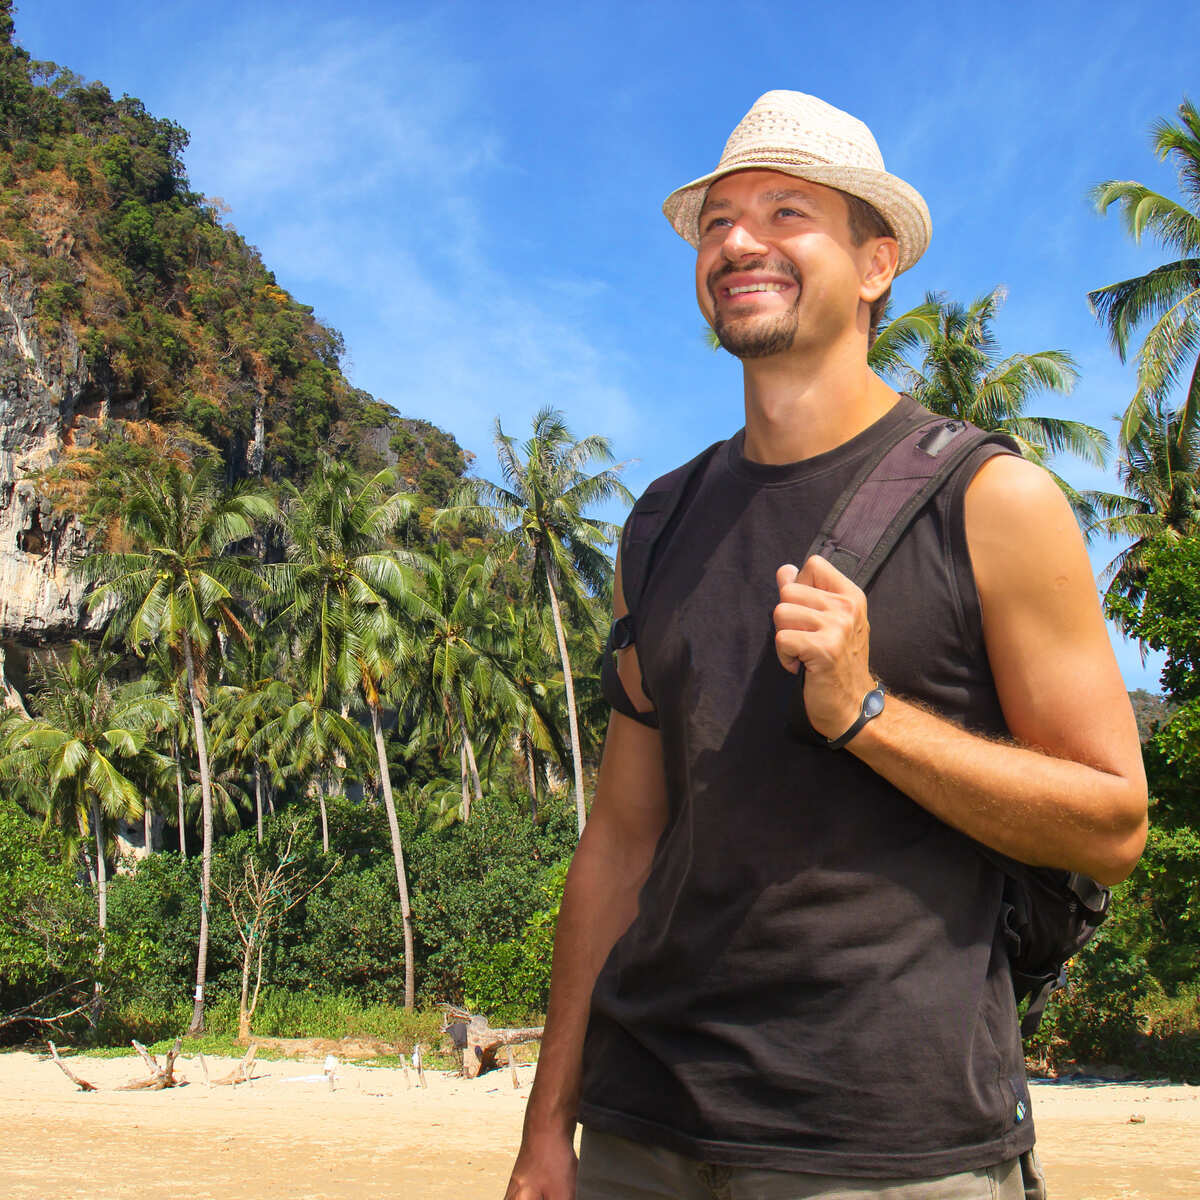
142, 643, 194, 858
84, 462, 273, 1034
272, 455, 426, 712
880, 289, 1109, 523
0, 644, 170, 954
1090, 401, 1200, 623
1088, 98, 1200, 446
210, 637, 294, 842
866, 296, 941, 376
440, 408, 631, 835
499, 602, 563, 820
252, 689, 371, 833
405, 546, 528, 819
272, 455, 428, 1007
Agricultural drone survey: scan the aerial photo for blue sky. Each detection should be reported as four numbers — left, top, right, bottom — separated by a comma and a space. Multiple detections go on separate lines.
15, 0, 1199, 689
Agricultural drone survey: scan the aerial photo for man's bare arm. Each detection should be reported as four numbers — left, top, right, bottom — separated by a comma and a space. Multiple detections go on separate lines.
505, 555, 668, 1200
774, 454, 1147, 886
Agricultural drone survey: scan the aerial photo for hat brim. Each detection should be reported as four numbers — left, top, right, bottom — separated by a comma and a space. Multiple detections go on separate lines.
662, 160, 931, 274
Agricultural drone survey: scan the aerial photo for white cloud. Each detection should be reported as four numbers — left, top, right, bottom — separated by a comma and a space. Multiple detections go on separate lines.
156, 9, 636, 478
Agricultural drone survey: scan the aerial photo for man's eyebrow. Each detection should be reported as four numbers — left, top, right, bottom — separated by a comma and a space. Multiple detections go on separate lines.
699, 196, 732, 217
762, 188, 818, 205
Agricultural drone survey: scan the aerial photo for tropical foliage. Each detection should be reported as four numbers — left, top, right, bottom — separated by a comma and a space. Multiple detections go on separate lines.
1090, 403, 1200, 620
0, 398, 623, 1035
1088, 99, 1200, 447
83, 463, 272, 1032
2, 27, 1199, 1084
873, 289, 1110, 521
439, 408, 630, 834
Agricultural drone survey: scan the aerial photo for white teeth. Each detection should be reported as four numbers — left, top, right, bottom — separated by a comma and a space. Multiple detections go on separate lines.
728, 283, 786, 295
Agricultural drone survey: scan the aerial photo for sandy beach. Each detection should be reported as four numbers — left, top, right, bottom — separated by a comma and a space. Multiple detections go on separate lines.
1, 1048, 1197, 1199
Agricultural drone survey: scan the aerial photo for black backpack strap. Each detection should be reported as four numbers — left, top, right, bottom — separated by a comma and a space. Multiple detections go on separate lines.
787, 412, 1020, 742
619, 440, 724, 624
601, 440, 724, 726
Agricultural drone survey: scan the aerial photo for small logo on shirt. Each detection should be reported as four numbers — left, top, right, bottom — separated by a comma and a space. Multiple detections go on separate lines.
1015, 1100, 1027, 1123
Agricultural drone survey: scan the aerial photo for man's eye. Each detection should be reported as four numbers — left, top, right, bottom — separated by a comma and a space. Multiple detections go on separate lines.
701, 217, 732, 234
777, 207, 804, 219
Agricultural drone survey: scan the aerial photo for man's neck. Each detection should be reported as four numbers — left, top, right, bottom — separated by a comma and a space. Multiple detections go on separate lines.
740, 339, 899, 465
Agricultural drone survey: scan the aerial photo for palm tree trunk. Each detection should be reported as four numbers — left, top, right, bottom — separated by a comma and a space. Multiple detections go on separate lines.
305, 775, 331, 853
183, 633, 216, 1036
543, 557, 586, 834
460, 741, 470, 820
369, 702, 415, 1009
77, 810, 98, 887
254, 765, 264, 843
524, 731, 538, 820
90, 792, 107, 1025
463, 728, 483, 811
318, 786, 330, 855
172, 736, 187, 859
90, 795, 108, 934
144, 802, 155, 854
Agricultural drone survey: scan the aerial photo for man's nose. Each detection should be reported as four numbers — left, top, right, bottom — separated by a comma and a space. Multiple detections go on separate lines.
722, 220, 768, 259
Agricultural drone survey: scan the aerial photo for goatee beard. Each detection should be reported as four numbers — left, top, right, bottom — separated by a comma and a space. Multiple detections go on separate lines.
708, 260, 802, 359
713, 308, 799, 358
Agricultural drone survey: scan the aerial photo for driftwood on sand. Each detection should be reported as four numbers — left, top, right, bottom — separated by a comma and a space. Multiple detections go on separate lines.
118, 1038, 183, 1090
440, 1006, 543, 1080
47, 1041, 97, 1092
48, 1038, 185, 1092
211, 1042, 258, 1087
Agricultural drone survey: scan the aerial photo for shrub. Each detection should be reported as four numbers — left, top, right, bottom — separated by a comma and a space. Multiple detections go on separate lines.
407, 792, 575, 1005
0, 796, 98, 1041
464, 859, 566, 1023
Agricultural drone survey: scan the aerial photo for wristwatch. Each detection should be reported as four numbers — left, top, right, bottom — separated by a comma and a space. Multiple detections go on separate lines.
825, 682, 885, 750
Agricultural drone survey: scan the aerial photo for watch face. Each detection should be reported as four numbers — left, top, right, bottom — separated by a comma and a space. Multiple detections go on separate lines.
864, 688, 885, 719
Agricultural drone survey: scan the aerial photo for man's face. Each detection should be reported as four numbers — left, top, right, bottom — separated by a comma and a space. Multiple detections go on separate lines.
695, 170, 880, 359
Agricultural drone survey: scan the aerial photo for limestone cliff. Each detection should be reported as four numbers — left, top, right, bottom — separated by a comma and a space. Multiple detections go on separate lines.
0, 265, 117, 653
0, 16, 469, 691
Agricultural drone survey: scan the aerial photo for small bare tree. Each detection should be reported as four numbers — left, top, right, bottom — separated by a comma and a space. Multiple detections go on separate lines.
213, 822, 336, 1039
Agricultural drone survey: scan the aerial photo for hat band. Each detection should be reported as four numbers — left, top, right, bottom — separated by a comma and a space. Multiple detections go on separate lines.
718, 146, 834, 171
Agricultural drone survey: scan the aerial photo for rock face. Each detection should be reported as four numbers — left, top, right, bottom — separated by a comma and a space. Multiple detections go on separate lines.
0, 267, 127, 670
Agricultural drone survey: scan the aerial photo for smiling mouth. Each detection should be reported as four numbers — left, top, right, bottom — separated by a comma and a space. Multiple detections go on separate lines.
726, 283, 788, 296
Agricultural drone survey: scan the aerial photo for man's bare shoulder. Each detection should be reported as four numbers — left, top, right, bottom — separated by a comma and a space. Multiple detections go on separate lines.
962, 453, 1084, 594
964, 450, 1065, 517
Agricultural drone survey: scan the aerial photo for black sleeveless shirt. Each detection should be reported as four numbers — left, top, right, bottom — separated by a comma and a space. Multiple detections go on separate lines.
580, 396, 1036, 1177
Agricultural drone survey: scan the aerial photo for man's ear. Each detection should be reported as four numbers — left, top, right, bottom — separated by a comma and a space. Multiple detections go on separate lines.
860, 237, 899, 302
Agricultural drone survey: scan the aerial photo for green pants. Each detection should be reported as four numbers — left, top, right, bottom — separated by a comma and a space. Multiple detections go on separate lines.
577, 1129, 1047, 1200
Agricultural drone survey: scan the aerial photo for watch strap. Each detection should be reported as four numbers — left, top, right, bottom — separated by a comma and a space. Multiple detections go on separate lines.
826, 682, 885, 750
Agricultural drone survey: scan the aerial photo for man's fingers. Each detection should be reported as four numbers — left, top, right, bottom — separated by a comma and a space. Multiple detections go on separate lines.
777, 583, 840, 611
798, 553, 859, 594
776, 562, 800, 593
774, 601, 824, 633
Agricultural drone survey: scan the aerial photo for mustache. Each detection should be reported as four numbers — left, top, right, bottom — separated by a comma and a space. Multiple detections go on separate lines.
707, 258, 803, 294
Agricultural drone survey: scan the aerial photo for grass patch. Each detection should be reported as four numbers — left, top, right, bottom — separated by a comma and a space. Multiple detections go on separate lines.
77, 989, 451, 1058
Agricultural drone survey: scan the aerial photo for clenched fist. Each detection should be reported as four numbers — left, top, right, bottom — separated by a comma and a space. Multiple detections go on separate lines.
773, 555, 876, 740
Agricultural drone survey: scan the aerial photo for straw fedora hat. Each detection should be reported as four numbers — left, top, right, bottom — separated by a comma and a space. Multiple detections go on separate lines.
662, 90, 931, 273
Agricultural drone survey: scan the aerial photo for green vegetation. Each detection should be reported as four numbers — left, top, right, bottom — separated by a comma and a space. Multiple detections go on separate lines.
1, 406, 611, 1044
1088, 99, 1200, 448
0, 8, 1198, 1086
0, 1, 468, 490
870, 289, 1109, 524
440, 408, 631, 833
1030, 534, 1200, 1078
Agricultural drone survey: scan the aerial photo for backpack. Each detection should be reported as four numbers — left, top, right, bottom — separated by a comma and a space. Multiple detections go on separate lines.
601, 401, 1110, 1036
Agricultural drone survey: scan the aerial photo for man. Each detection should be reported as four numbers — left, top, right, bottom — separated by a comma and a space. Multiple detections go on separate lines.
506, 91, 1147, 1200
